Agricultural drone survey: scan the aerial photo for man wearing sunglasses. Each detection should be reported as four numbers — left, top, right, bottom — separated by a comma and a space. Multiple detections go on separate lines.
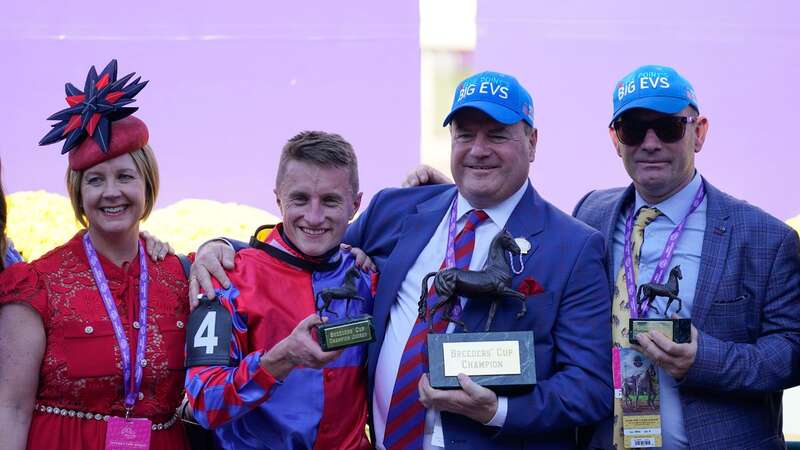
574, 65, 800, 449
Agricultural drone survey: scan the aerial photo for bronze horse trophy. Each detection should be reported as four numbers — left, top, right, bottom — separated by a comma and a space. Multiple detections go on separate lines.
418, 230, 527, 332
316, 266, 365, 318
636, 265, 683, 316
314, 266, 374, 351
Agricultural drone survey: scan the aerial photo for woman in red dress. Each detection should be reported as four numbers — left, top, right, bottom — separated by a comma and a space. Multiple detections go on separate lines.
0, 60, 190, 449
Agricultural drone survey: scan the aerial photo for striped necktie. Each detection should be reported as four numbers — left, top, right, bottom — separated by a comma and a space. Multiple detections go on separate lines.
383, 209, 489, 450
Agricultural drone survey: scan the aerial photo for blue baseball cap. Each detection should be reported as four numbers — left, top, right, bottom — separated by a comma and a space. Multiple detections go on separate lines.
611, 65, 699, 124
443, 71, 534, 127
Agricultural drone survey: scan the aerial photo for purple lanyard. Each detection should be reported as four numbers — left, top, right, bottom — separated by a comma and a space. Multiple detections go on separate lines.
437, 196, 462, 318
82, 233, 149, 413
444, 196, 459, 269
623, 183, 705, 318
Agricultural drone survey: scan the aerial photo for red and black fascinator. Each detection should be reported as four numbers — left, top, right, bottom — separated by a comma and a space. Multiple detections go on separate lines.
39, 60, 150, 170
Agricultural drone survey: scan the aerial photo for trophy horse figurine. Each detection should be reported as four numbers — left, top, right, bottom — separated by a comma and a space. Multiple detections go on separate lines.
418, 230, 527, 332
636, 265, 683, 316
316, 267, 365, 318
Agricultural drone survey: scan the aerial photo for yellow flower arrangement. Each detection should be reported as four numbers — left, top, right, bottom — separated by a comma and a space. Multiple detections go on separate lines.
140, 199, 279, 254
6, 191, 81, 261
6, 191, 278, 260
788, 214, 800, 235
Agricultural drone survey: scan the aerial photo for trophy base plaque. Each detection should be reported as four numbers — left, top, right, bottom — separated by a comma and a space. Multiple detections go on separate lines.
317, 315, 375, 351
428, 331, 536, 394
629, 318, 691, 344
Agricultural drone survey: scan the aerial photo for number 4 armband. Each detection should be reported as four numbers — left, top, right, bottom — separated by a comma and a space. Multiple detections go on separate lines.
186, 296, 235, 367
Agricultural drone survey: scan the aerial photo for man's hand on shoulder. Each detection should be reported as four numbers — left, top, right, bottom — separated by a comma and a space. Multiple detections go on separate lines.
260, 314, 344, 380
189, 240, 236, 303
418, 373, 498, 425
402, 164, 453, 188
339, 243, 377, 273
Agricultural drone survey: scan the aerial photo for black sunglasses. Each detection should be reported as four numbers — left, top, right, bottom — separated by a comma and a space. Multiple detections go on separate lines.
612, 116, 697, 146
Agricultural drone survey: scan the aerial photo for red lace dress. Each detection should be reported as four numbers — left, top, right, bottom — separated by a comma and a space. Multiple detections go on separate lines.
0, 232, 190, 449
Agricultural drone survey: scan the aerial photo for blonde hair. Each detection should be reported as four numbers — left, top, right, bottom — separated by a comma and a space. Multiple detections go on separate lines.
276, 131, 359, 194
66, 144, 159, 227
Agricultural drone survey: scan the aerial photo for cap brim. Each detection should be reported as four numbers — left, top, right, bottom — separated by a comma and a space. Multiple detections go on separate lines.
443, 101, 528, 127
611, 97, 694, 124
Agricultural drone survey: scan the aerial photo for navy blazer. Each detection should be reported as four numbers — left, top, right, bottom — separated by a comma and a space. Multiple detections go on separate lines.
573, 179, 800, 450
345, 182, 613, 450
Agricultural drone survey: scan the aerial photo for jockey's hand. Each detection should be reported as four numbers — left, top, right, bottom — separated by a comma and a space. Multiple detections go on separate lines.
635, 315, 699, 379
418, 373, 497, 424
189, 240, 235, 303
260, 314, 344, 381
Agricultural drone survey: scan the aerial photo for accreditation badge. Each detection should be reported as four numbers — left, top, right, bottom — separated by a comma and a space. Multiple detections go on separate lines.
617, 348, 662, 448
105, 416, 152, 450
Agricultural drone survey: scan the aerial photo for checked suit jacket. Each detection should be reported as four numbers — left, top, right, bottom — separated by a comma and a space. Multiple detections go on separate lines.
344, 182, 613, 450
573, 178, 800, 450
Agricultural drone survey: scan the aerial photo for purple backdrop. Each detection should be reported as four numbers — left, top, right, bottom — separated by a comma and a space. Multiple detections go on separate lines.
2, 1, 798, 221
476, 1, 798, 219
1, 1, 420, 215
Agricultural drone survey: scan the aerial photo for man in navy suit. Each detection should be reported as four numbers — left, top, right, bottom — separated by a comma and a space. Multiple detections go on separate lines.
346, 71, 611, 449
573, 65, 800, 449
191, 71, 613, 449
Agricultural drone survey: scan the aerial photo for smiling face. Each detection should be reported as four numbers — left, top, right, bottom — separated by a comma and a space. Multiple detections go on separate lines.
275, 160, 361, 257
611, 106, 708, 204
80, 153, 146, 238
450, 108, 536, 208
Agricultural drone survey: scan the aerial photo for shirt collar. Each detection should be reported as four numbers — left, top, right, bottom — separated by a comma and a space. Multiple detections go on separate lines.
455, 181, 528, 229
635, 171, 703, 224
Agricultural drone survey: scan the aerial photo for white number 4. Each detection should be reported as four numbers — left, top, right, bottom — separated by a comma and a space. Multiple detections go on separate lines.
194, 312, 219, 354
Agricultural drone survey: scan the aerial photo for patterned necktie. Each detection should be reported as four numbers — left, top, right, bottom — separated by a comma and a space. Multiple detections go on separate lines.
612, 206, 661, 449
383, 209, 489, 450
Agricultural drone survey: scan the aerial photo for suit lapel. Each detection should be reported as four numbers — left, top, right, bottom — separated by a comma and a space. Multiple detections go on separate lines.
461, 183, 543, 332
690, 180, 731, 328
606, 185, 636, 286
372, 188, 457, 346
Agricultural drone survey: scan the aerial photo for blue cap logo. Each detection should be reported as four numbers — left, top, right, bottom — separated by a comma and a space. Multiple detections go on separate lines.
611, 65, 699, 123
443, 71, 534, 127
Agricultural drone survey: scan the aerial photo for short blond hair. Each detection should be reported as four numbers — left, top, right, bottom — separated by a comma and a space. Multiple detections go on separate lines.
66, 144, 159, 227
276, 131, 359, 194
